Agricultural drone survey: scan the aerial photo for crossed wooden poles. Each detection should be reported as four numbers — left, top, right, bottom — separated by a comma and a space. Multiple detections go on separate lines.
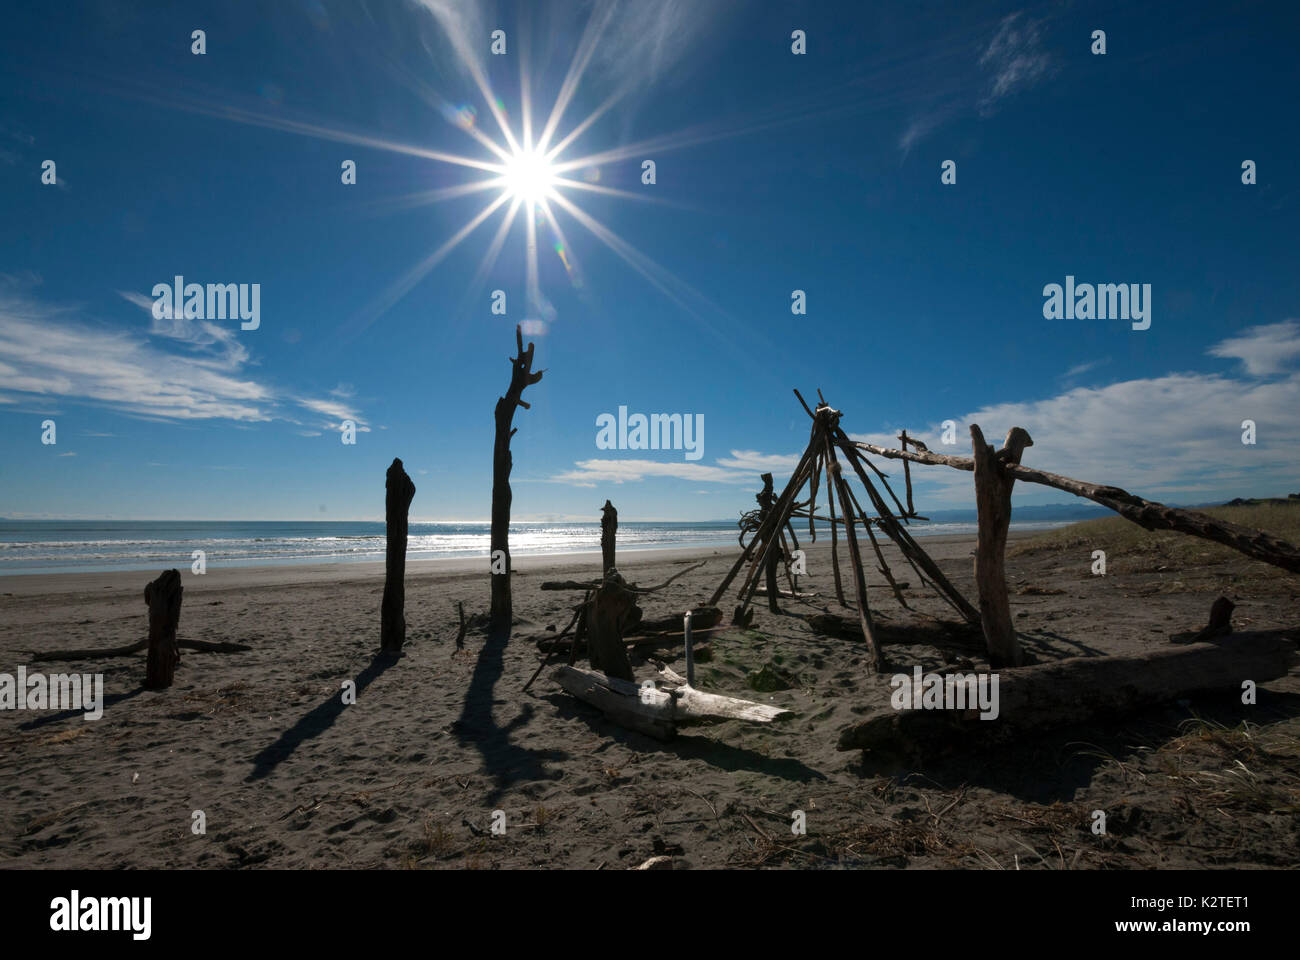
709, 390, 979, 674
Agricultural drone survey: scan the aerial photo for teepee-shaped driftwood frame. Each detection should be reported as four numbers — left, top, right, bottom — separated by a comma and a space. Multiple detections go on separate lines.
709, 390, 979, 673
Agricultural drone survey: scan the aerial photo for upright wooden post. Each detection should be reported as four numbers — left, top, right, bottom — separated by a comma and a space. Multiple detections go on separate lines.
143, 569, 182, 689
491, 325, 544, 639
600, 499, 617, 574
970, 424, 1033, 667
381, 457, 416, 654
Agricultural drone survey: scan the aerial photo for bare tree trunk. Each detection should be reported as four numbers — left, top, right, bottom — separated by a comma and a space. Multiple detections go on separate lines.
600, 499, 617, 574
381, 457, 416, 655
490, 325, 544, 638
143, 569, 182, 689
970, 425, 1032, 667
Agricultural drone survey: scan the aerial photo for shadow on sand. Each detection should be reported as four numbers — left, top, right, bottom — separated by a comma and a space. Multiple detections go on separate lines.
245, 651, 402, 782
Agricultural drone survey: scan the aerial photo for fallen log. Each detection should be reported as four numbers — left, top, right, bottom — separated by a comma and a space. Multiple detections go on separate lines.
836, 632, 1297, 751
30, 636, 251, 662
555, 665, 791, 741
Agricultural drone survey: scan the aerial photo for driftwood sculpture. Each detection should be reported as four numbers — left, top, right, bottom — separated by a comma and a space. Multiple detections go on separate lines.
490, 324, 543, 638
709, 391, 980, 674
380, 457, 416, 655
144, 569, 183, 689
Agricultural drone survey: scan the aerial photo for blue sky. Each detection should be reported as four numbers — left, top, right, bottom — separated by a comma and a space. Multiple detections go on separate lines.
2, 0, 1298, 521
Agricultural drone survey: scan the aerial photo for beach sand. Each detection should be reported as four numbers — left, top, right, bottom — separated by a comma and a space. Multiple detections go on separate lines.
2, 532, 1297, 869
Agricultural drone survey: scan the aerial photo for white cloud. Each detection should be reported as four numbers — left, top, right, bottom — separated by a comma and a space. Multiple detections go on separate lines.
0, 290, 365, 429
852, 322, 1300, 507
1207, 319, 1300, 377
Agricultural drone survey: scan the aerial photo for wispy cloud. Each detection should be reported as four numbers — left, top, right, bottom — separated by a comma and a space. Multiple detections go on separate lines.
978, 12, 1054, 114
0, 289, 365, 430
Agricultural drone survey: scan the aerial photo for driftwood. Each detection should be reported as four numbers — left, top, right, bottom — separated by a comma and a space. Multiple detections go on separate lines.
585, 570, 639, 681
970, 425, 1032, 667
490, 325, 544, 637
30, 636, 250, 662
601, 500, 617, 574
555, 664, 791, 741
1171, 596, 1236, 645
853, 439, 1300, 575
707, 391, 980, 676
144, 569, 183, 689
836, 632, 1297, 751
381, 457, 416, 655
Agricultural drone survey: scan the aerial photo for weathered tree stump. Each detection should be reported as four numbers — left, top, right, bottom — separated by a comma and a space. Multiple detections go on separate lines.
490, 325, 543, 638
381, 457, 416, 654
143, 569, 183, 689
600, 499, 618, 574
585, 569, 639, 682
970, 425, 1032, 668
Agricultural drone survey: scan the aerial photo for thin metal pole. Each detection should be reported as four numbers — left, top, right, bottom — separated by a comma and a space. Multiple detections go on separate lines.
683, 610, 695, 686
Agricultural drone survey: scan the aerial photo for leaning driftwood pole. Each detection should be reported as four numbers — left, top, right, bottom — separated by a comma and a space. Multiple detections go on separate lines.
600, 499, 617, 573
490, 325, 544, 638
143, 569, 183, 689
970, 425, 1032, 667
854, 438, 1300, 575
381, 457, 416, 654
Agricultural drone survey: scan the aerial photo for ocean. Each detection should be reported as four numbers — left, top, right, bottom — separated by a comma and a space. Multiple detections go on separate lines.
0, 517, 1077, 576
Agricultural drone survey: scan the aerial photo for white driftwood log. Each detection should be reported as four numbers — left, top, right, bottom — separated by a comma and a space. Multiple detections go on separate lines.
555, 665, 790, 740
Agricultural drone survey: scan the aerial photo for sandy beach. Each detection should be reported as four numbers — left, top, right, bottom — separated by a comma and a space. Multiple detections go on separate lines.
2, 529, 1297, 870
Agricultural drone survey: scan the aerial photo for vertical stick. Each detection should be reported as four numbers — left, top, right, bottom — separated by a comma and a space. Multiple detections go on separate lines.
970, 424, 1032, 667
144, 569, 182, 690
600, 499, 617, 574
900, 430, 915, 517
823, 449, 846, 606
381, 457, 416, 655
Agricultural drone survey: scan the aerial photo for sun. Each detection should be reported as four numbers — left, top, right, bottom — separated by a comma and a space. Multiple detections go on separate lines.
499, 147, 557, 206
